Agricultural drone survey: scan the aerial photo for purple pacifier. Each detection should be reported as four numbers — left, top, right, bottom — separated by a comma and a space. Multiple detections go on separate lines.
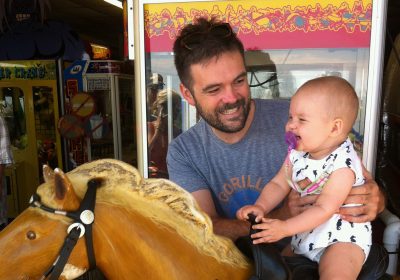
285, 131, 297, 151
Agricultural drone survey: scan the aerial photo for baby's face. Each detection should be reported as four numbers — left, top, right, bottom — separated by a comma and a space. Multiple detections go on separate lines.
286, 90, 335, 160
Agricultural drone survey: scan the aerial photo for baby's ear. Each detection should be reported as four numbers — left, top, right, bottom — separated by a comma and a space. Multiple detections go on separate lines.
330, 118, 344, 136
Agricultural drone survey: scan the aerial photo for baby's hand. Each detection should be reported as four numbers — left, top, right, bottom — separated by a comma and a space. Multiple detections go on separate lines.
236, 205, 264, 221
251, 218, 289, 244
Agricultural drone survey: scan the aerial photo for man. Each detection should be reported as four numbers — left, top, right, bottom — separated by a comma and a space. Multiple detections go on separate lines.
167, 17, 386, 278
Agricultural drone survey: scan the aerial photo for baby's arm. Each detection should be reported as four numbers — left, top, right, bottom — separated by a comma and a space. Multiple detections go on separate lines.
251, 167, 355, 243
237, 163, 291, 221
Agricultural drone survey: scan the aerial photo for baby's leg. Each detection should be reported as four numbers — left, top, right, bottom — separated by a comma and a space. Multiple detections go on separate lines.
319, 242, 365, 280
281, 244, 295, 257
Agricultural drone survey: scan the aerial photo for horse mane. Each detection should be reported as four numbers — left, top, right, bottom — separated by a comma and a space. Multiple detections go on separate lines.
36, 159, 250, 269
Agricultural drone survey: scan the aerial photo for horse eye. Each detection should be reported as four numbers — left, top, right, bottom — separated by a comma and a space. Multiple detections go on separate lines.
26, 230, 36, 240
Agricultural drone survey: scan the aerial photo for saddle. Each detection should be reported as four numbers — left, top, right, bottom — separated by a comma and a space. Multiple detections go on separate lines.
237, 214, 389, 280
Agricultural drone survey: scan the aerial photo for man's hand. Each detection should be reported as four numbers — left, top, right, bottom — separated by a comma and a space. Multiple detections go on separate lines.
192, 189, 250, 241
339, 177, 385, 222
236, 205, 264, 222
284, 190, 317, 218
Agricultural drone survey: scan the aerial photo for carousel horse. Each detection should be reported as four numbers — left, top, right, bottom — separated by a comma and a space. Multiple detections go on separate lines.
0, 159, 255, 279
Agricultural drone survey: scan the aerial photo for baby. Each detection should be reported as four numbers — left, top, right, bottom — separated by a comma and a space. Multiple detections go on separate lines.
237, 76, 371, 279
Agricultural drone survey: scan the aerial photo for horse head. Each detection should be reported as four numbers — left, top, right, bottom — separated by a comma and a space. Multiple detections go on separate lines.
0, 165, 92, 279
0, 159, 253, 279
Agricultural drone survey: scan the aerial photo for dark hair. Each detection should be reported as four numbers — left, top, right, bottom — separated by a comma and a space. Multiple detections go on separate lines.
173, 17, 245, 92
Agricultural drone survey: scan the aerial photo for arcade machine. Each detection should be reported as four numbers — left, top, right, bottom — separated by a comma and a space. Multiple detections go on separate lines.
0, 60, 63, 214
62, 60, 136, 168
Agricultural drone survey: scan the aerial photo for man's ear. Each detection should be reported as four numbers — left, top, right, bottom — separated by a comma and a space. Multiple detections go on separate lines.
330, 118, 344, 136
180, 83, 195, 106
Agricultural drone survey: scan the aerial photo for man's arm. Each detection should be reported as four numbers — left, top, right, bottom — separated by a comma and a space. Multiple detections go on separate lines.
274, 167, 385, 223
339, 166, 385, 222
192, 189, 250, 241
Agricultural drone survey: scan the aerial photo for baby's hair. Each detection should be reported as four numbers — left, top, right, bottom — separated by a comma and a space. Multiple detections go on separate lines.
298, 76, 359, 133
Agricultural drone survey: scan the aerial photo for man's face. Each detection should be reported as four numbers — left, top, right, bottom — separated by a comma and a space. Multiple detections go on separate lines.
182, 51, 251, 133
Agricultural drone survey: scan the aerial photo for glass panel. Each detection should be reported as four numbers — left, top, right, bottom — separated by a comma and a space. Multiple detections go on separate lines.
141, 0, 373, 176
145, 47, 369, 156
0, 87, 26, 150
245, 48, 369, 153
33, 86, 59, 171
145, 69, 183, 178
118, 77, 137, 166
86, 84, 115, 161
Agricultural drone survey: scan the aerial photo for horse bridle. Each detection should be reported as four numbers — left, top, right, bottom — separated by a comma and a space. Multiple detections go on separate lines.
29, 178, 103, 280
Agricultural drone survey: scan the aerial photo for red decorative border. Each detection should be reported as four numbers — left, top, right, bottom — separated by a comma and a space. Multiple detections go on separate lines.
144, 1, 371, 52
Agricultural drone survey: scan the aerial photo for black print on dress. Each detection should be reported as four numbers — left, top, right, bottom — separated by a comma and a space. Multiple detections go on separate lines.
309, 229, 313, 234
346, 145, 351, 153
313, 170, 317, 178
309, 243, 314, 251
328, 232, 332, 240
350, 236, 356, 242
333, 154, 338, 161
336, 219, 342, 230
303, 153, 309, 158
296, 168, 303, 177
350, 222, 354, 228
294, 234, 298, 239
332, 238, 338, 242
345, 158, 352, 168
365, 225, 370, 232
298, 239, 302, 246
294, 159, 298, 164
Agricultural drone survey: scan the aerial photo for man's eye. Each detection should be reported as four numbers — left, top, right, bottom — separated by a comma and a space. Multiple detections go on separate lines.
234, 78, 247, 86
205, 87, 219, 95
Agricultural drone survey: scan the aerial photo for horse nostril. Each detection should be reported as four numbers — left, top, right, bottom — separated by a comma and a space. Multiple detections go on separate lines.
26, 230, 36, 240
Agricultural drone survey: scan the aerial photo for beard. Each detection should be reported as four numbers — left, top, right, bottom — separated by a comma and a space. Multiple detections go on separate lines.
194, 97, 251, 133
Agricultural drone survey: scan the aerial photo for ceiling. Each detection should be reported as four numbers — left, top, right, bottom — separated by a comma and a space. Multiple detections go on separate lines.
47, 0, 124, 58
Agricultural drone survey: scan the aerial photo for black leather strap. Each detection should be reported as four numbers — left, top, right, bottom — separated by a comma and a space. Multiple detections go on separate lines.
30, 178, 104, 279
48, 227, 81, 280
78, 179, 101, 269
247, 214, 291, 280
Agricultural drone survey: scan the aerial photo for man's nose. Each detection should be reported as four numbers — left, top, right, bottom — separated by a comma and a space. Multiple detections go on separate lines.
221, 86, 239, 103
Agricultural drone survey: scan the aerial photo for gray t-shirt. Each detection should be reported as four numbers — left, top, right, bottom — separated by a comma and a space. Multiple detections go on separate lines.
167, 99, 289, 218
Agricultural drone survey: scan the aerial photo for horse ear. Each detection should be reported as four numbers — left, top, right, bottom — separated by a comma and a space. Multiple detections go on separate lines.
54, 168, 80, 210
43, 165, 55, 183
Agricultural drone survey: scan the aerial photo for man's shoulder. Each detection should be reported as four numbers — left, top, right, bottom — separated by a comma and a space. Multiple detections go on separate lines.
169, 120, 206, 151
254, 98, 290, 110
253, 98, 289, 125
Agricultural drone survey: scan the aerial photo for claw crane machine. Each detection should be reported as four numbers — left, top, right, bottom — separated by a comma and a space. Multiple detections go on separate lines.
130, 0, 387, 179
0, 60, 63, 215
63, 60, 136, 168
